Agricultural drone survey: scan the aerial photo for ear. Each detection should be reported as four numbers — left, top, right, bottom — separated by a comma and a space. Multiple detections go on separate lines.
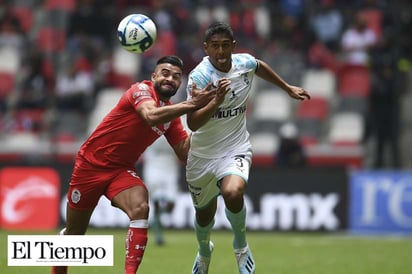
232, 40, 237, 50
203, 42, 208, 54
151, 72, 156, 81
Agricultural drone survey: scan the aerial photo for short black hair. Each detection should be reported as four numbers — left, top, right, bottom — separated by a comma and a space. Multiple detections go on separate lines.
204, 22, 234, 42
156, 55, 184, 70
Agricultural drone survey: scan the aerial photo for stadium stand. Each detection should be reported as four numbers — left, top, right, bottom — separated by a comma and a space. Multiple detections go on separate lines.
327, 112, 365, 147
337, 64, 371, 98
301, 68, 336, 100
250, 89, 292, 133
0, 0, 410, 169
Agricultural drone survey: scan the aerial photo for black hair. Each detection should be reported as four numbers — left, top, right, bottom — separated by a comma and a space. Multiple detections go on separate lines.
156, 55, 184, 70
204, 22, 234, 42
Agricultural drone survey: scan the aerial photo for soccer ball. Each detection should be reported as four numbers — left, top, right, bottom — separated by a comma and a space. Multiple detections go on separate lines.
117, 14, 157, 53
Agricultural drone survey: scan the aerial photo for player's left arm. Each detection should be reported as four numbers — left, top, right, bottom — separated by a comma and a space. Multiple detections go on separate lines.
255, 59, 311, 100
186, 79, 231, 131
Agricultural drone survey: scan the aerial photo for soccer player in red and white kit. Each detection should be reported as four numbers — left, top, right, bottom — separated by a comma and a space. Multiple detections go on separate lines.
51, 55, 216, 274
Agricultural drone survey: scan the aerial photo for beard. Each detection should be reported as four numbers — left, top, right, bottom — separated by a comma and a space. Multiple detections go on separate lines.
154, 81, 178, 99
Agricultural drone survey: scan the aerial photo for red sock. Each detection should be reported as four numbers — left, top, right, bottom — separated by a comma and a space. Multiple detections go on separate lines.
125, 227, 148, 274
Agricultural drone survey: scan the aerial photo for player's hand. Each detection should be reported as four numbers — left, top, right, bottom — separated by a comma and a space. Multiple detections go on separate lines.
189, 82, 216, 108
287, 85, 311, 100
214, 78, 231, 105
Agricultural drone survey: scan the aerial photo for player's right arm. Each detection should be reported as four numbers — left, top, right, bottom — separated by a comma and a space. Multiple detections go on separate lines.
136, 86, 215, 127
171, 135, 191, 163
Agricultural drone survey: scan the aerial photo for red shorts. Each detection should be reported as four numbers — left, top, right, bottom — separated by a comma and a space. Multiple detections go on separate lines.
67, 158, 146, 210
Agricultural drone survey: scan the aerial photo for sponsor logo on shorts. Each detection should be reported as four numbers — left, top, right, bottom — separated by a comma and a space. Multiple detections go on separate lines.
71, 189, 81, 204
187, 184, 201, 206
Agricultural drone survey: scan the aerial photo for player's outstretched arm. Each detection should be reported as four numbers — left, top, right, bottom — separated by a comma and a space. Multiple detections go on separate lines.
256, 59, 311, 100
187, 79, 231, 131
136, 86, 215, 127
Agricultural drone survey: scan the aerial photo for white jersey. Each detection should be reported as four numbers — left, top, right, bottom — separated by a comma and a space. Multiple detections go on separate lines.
187, 53, 258, 159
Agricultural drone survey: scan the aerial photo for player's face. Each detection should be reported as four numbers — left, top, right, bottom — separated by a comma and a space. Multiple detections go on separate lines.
204, 33, 236, 72
152, 63, 183, 99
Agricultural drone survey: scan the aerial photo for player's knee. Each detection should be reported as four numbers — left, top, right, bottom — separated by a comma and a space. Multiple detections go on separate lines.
222, 180, 245, 195
221, 185, 244, 203
127, 201, 150, 220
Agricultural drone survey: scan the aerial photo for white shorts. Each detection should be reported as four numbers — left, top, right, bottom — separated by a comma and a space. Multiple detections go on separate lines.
186, 149, 252, 209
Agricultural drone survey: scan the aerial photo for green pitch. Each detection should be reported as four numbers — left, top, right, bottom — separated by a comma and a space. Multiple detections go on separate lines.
2, 228, 412, 274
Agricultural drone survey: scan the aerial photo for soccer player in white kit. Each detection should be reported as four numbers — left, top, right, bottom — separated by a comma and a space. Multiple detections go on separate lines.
186, 22, 311, 274
142, 136, 180, 245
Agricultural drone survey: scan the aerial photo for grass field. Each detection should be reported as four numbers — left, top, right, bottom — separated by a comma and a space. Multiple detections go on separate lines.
2, 228, 412, 274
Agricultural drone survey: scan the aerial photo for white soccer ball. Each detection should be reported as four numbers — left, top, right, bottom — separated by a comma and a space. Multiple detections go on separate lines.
117, 14, 157, 53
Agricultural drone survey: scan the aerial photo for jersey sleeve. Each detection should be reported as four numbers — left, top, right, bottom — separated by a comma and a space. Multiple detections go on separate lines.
186, 64, 210, 99
164, 116, 188, 146
126, 82, 156, 110
237, 53, 258, 71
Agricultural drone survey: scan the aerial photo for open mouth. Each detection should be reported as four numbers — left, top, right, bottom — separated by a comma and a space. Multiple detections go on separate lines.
162, 83, 174, 90
217, 58, 227, 64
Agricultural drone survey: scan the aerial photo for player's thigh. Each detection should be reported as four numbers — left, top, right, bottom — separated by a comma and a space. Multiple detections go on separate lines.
108, 169, 149, 219
216, 154, 251, 187
186, 156, 220, 209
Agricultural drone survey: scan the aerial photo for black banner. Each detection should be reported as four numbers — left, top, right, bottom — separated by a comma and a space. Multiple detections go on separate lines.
246, 166, 348, 231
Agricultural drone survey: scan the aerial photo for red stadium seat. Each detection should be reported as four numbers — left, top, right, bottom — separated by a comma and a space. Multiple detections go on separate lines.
338, 64, 371, 98
36, 27, 66, 52
0, 72, 15, 99
111, 73, 134, 90
11, 6, 33, 33
299, 135, 319, 147
44, 0, 76, 11
359, 8, 383, 40
296, 97, 329, 120
295, 97, 329, 147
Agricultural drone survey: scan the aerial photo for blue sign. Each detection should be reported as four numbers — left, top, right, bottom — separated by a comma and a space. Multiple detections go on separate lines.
350, 171, 412, 234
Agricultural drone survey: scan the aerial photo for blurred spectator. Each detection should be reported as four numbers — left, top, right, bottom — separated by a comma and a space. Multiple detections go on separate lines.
306, 33, 339, 73
341, 12, 377, 65
367, 31, 404, 169
55, 57, 95, 114
275, 122, 307, 168
393, 0, 412, 59
280, 0, 306, 19
0, 4, 26, 51
276, 0, 308, 50
229, 2, 257, 42
66, 0, 115, 56
355, 0, 387, 41
15, 49, 54, 110
309, 0, 343, 52
0, 4, 27, 113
